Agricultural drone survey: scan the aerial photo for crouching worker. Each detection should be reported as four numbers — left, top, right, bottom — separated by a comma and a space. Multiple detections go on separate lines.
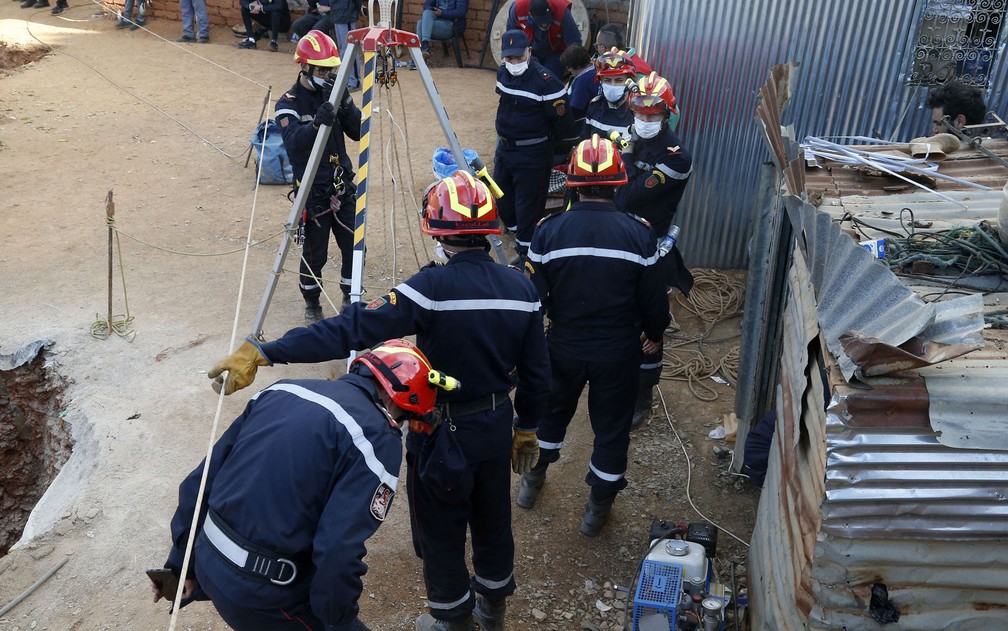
150, 340, 445, 631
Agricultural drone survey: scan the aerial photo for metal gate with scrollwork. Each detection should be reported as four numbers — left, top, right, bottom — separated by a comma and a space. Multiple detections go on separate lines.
909, 0, 1006, 87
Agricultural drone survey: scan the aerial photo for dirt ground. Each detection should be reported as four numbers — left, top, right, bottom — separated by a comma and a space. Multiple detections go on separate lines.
0, 5, 759, 630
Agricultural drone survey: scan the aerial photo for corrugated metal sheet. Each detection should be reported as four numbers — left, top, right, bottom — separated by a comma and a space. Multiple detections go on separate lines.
748, 242, 825, 631
752, 248, 1008, 630
628, 0, 1008, 269
745, 51, 1008, 631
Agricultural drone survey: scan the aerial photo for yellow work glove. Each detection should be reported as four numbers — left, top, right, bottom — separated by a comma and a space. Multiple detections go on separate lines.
511, 428, 539, 475
207, 338, 272, 395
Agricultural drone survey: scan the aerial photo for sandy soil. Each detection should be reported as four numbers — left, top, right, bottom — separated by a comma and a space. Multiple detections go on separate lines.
0, 5, 758, 630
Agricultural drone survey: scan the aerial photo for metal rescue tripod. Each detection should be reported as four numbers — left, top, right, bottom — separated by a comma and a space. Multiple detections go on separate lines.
250, 0, 504, 340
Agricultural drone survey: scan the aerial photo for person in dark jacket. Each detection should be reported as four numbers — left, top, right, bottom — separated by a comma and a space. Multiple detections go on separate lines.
580, 48, 637, 142
506, 0, 581, 77
151, 340, 442, 631
493, 28, 570, 261
613, 72, 693, 428
275, 30, 362, 325
206, 172, 551, 631
521, 134, 671, 536
235, 0, 291, 51
416, 0, 469, 59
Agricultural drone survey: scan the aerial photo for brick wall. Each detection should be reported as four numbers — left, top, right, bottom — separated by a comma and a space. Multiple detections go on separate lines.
127, 0, 629, 54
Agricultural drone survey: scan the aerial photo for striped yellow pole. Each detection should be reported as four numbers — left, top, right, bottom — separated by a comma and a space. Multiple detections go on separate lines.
350, 49, 375, 308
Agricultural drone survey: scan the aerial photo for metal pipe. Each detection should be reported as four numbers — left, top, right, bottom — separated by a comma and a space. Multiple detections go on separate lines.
0, 556, 68, 617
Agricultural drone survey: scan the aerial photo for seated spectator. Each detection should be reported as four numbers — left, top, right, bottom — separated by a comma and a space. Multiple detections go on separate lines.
507, 0, 582, 77
290, 0, 330, 42
925, 80, 988, 135
416, 0, 470, 60
236, 0, 291, 52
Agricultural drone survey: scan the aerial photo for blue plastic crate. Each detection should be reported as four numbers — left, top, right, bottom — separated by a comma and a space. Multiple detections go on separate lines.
633, 560, 683, 631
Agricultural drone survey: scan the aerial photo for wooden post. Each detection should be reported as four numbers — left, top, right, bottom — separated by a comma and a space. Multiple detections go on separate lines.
105, 190, 114, 329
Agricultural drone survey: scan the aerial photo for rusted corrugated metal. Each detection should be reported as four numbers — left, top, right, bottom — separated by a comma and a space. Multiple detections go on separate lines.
748, 242, 825, 631
745, 52, 1008, 631
628, 0, 1008, 269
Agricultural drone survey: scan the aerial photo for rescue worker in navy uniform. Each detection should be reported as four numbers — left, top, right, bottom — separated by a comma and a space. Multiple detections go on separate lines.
613, 72, 693, 428
151, 340, 443, 630
206, 172, 551, 631
494, 28, 570, 262
275, 29, 362, 326
580, 48, 637, 142
521, 135, 671, 536
506, 0, 581, 77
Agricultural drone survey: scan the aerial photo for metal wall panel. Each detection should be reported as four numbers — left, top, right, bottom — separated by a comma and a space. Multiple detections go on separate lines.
629, 0, 1008, 269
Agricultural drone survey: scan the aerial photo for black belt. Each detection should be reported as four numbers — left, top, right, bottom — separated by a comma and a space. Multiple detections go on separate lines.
441, 391, 511, 418
498, 136, 549, 149
202, 510, 305, 586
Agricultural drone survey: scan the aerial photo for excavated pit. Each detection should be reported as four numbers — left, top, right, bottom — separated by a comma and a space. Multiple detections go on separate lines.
0, 41, 51, 72
0, 347, 72, 557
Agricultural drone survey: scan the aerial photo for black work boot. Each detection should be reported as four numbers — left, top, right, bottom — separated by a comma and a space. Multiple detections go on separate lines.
415, 613, 473, 631
473, 595, 506, 631
304, 300, 323, 326
631, 384, 654, 430
516, 469, 546, 509
579, 495, 614, 537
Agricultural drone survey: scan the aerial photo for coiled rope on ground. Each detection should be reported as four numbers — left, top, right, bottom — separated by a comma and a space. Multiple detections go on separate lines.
662, 269, 745, 401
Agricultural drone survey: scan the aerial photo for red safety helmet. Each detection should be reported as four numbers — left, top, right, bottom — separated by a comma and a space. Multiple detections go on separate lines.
294, 29, 341, 68
350, 339, 438, 416
566, 134, 628, 187
595, 47, 636, 81
630, 72, 678, 115
421, 170, 500, 237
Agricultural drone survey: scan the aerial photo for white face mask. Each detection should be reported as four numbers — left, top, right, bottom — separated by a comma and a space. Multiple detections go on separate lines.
601, 83, 625, 103
634, 117, 662, 139
505, 60, 529, 76
311, 75, 328, 88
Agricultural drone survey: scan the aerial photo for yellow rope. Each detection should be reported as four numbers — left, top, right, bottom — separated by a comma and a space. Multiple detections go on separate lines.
111, 226, 285, 256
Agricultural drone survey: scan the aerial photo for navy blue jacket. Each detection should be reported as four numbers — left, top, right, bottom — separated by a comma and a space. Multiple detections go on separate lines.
581, 94, 633, 142
613, 125, 692, 238
527, 200, 671, 360
259, 249, 551, 459
166, 376, 403, 631
275, 80, 362, 190
495, 59, 569, 146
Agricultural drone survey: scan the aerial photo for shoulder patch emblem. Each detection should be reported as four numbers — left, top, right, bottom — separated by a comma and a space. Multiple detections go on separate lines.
523, 260, 535, 276
370, 482, 395, 521
552, 99, 566, 117
645, 174, 660, 188
388, 290, 397, 306
365, 296, 388, 310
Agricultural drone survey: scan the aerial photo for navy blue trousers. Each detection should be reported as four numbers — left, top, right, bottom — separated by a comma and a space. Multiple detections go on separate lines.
493, 143, 552, 256
535, 352, 639, 502
407, 449, 516, 621
300, 187, 354, 303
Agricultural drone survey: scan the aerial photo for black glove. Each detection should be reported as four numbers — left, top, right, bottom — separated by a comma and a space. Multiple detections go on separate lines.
339, 90, 354, 113
313, 101, 336, 129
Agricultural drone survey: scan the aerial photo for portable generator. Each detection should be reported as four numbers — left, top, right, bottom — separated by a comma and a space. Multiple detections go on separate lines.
630, 521, 728, 631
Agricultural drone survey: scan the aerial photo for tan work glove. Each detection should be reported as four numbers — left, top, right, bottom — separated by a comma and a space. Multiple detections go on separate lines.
511, 428, 539, 475
207, 338, 272, 395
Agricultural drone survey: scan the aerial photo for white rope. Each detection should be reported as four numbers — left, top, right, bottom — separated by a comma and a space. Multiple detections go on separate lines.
655, 386, 750, 548
166, 112, 272, 631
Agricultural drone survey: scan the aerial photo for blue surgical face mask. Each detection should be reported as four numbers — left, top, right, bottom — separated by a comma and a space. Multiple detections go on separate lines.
505, 60, 529, 76
601, 83, 625, 103
634, 116, 662, 139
